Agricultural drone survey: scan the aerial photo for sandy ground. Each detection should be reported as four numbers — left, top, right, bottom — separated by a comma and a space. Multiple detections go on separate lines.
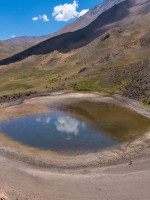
0, 92, 150, 200
0, 155, 150, 200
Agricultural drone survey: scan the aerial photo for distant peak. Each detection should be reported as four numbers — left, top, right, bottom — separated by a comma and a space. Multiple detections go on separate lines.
89, 0, 126, 17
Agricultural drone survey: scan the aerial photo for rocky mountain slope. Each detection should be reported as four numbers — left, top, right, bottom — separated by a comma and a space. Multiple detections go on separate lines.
0, 0, 150, 104
3, 0, 125, 46
0, 0, 127, 57
50, 0, 126, 37
1, 0, 149, 65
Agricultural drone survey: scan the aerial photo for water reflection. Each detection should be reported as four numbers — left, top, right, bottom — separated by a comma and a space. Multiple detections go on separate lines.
60, 101, 150, 142
0, 101, 150, 155
36, 117, 51, 124
55, 116, 79, 135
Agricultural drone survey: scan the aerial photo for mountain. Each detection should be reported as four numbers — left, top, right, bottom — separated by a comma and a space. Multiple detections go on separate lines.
0, 40, 29, 59
0, 40, 39, 60
1, 35, 49, 59
0, 0, 150, 104
50, 0, 126, 37
0, 41, 16, 57
5, 35, 49, 46
3, 0, 125, 46
0, 0, 149, 65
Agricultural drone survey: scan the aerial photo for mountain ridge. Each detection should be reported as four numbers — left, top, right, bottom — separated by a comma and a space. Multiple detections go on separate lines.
4, 35, 49, 46
49, 0, 126, 37
0, 0, 150, 104
0, 40, 36, 60
0, 0, 143, 65
3, 0, 125, 46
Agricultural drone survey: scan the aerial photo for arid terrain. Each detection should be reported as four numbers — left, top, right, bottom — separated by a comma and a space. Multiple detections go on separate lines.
0, 0, 150, 104
0, 92, 150, 200
0, 0, 150, 199
0, 153, 150, 200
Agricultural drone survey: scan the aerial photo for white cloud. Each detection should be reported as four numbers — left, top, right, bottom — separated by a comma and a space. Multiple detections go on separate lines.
11, 35, 16, 38
32, 17, 38, 21
39, 14, 50, 22
52, 0, 88, 22
55, 116, 79, 135
78, 9, 89, 17
32, 15, 49, 22
52, 0, 78, 22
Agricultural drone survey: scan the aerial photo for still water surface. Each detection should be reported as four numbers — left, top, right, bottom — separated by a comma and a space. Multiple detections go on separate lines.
0, 101, 150, 155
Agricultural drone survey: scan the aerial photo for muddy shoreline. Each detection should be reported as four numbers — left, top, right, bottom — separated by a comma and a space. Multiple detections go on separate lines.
0, 92, 149, 171
0, 92, 150, 200
1, 90, 150, 118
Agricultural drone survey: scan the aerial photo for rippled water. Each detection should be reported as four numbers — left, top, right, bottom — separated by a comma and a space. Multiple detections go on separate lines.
0, 101, 150, 155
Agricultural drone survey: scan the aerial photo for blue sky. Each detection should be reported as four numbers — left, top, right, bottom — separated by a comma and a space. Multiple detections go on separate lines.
0, 0, 104, 40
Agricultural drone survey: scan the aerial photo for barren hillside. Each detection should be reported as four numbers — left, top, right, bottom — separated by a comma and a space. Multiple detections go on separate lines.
0, 0, 150, 104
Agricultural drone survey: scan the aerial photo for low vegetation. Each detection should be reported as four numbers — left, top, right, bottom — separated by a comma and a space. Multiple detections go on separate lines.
0, 15, 150, 104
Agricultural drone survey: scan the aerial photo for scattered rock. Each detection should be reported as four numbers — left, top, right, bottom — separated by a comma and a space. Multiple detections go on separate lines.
78, 67, 88, 73
101, 33, 110, 41
118, 28, 123, 33
0, 91, 37, 104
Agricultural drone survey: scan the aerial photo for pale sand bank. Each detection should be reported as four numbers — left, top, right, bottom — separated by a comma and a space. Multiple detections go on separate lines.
0, 92, 150, 199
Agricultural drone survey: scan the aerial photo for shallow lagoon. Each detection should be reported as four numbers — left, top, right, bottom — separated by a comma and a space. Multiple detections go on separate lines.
0, 101, 150, 155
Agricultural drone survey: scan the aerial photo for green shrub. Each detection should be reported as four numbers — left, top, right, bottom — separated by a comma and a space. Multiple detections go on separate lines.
73, 80, 99, 91
0, 83, 33, 91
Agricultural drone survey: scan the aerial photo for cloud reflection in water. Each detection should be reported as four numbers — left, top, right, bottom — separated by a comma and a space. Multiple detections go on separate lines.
55, 116, 79, 135
36, 117, 51, 124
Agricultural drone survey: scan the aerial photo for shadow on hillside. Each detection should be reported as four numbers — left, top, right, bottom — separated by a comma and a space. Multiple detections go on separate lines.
0, 0, 148, 66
